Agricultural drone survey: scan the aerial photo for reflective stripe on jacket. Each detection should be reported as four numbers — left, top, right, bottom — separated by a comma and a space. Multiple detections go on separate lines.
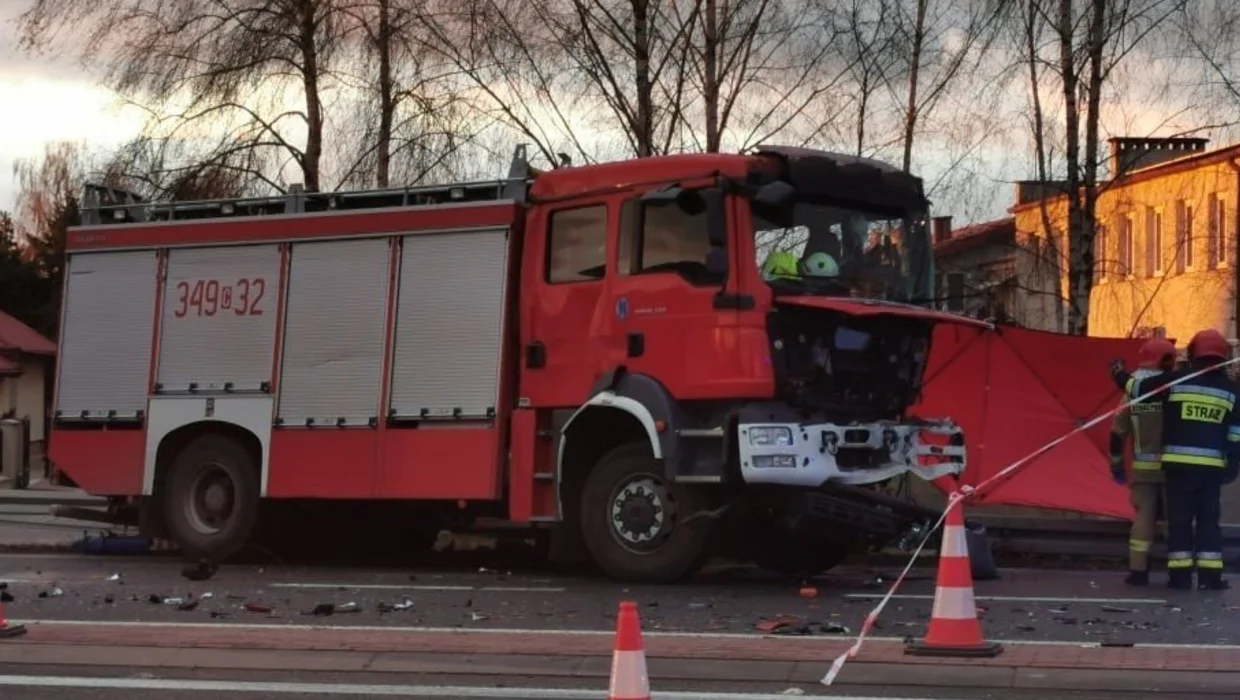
1122, 367, 1240, 470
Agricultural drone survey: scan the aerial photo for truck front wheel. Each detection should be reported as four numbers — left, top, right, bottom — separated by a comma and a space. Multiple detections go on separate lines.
163, 434, 260, 562
579, 441, 714, 582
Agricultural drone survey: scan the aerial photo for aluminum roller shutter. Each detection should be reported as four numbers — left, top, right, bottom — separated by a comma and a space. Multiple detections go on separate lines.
389, 229, 509, 419
277, 238, 390, 426
55, 251, 158, 419
157, 244, 281, 392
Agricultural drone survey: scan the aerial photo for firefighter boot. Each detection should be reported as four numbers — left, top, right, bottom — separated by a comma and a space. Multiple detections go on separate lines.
1198, 571, 1231, 591
1124, 570, 1149, 586
1167, 569, 1194, 590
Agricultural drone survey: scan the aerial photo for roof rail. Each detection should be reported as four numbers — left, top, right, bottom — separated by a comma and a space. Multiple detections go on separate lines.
79, 144, 539, 227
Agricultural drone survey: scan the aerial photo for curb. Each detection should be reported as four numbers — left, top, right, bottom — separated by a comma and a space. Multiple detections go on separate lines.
0, 643, 1236, 695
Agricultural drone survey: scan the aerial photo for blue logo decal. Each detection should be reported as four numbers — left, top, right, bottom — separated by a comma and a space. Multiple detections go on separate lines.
615, 297, 629, 320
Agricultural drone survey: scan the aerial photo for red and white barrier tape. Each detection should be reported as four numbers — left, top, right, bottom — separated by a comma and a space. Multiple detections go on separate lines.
821, 356, 1240, 686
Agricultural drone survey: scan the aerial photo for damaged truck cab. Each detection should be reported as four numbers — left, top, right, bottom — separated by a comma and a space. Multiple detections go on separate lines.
528, 146, 976, 581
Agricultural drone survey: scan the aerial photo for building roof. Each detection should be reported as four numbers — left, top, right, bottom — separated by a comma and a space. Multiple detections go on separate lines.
0, 310, 56, 356
934, 217, 1016, 257
1008, 141, 1240, 215
0, 355, 19, 375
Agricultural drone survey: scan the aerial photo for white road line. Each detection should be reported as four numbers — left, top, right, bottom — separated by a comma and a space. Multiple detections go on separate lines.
0, 675, 955, 699
845, 593, 1167, 605
16, 619, 1240, 651
270, 583, 566, 593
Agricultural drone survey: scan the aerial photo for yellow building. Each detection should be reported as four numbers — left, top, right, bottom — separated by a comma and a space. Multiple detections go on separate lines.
1009, 136, 1239, 341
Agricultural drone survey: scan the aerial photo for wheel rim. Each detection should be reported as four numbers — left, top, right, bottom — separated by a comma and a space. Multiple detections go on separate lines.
608, 473, 677, 554
184, 462, 236, 536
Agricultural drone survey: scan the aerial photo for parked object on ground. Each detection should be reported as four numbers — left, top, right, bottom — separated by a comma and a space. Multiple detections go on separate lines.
49, 145, 985, 583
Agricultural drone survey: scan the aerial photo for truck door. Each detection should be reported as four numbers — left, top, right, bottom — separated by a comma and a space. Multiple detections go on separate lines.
606, 187, 742, 398
519, 199, 614, 407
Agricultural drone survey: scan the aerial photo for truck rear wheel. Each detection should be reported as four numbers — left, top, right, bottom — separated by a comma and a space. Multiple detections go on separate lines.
163, 434, 260, 562
579, 441, 714, 583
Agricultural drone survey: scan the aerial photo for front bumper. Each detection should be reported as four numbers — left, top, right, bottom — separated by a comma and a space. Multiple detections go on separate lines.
737, 420, 966, 487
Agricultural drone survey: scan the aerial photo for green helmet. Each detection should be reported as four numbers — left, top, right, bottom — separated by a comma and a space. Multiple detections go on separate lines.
800, 252, 839, 278
762, 250, 800, 280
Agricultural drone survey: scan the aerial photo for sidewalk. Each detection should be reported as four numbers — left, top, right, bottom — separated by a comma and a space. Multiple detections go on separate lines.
3, 623, 1238, 693
0, 479, 105, 507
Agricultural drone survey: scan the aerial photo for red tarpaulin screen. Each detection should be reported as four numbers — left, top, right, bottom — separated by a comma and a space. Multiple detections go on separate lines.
911, 324, 1147, 520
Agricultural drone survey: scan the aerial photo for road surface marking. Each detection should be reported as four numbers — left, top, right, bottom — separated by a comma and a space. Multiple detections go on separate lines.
17, 619, 1240, 651
270, 582, 566, 593
0, 675, 958, 699
845, 593, 1167, 605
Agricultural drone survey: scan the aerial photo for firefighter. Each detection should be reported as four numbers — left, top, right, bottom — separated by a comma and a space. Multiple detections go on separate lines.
1111, 329, 1240, 590
1109, 338, 1176, 586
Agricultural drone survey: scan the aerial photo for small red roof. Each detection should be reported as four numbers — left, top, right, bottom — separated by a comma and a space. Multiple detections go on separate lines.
934, 217, 1016, 257
0, 310, 56, 356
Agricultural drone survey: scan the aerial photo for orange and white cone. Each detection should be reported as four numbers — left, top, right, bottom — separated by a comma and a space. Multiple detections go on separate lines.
609, 601, 651, 700
0, 599, 26, 639
905, 500, 1002, 658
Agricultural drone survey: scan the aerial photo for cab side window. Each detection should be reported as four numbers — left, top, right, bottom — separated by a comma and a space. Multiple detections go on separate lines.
546, 205, 608, 283
618, 191, 722, 287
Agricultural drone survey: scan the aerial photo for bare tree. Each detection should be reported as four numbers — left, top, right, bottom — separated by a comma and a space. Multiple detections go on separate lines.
1013, 0, 1184, 335
18, 0, 348, 193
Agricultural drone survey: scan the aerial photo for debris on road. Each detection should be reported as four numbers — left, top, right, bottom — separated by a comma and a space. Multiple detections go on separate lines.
106, 573, 122, 582
1102, 605, 1137, 614
244, 602, 272, 614
177, 599, 199, 611
799, 586, 818, 599
821, 621, 850, 635
37, 586, 63, 598
182, 561, 218, 582
470, 611, 489, 621
377, 597, 414, 613
0, 591, 13, 603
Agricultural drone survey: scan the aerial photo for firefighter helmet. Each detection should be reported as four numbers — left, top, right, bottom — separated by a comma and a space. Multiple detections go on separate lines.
800, 252, 840, 278
1137, 338, 1176, 369
1187, 329, 1231, 361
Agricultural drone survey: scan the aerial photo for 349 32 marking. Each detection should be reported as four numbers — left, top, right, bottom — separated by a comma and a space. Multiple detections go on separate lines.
172, 278, 266, 318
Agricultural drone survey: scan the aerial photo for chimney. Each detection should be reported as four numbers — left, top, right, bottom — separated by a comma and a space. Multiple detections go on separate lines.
1109, 136, 1209, 178
931, 216, 953, 244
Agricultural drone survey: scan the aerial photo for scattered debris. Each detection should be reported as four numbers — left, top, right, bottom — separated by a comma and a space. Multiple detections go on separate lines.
1101, 605, 1137, 614
0, 582, 7, 590
106, 573, 122, 582
1017, 625, 1036, 632
201, 592, 214, 600
103, 595, 114, 604
1101, 641, 1135, 648
210, 611, 230, 619
148, 594, 165, 604
0, 591, 13, 603
178, 599, 199, 612
244, 603, 272, 614
821, 621, 850, 635
310, 603, 336, 616
182, 561, 218, 582
687, 602, 711, 610
162, 597, 185, 606
377, 598, 414, 613
38, 587, 64, 599
780, 688, 806, 696
470, 611, 489, 622
336, 602, 360, 614
799, 586, 818, 599
1049, 607, 1069, 614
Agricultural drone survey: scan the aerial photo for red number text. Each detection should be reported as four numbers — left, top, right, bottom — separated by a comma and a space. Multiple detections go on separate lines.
173, 278, 267, 318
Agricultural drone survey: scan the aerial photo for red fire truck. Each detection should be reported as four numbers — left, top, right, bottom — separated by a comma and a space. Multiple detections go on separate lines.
49, 145, 982, 582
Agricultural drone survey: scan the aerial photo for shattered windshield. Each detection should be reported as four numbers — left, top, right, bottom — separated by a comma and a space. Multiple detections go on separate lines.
751, 202, 932, 304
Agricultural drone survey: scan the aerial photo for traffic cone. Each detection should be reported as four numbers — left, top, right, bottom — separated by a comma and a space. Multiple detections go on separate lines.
609, 601, 651, 700
0, 600, 26, 639
905, 500, 1002, 658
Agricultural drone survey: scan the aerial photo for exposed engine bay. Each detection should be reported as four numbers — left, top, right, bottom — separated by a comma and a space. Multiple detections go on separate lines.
765, 302, 932, 422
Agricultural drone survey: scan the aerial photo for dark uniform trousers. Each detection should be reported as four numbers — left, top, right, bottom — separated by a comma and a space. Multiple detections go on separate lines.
1164, 468, 1226, 583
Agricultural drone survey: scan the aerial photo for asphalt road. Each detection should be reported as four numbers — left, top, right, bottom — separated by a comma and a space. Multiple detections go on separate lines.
0, 552, 1236, 646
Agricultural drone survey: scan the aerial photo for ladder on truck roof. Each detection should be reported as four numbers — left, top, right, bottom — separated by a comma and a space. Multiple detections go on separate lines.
81, 145, 544, 226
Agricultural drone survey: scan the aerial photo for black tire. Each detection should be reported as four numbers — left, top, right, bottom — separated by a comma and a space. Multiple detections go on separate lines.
163, 434, 260, 562
752, 536, 853, 578
579, 441, 714, 583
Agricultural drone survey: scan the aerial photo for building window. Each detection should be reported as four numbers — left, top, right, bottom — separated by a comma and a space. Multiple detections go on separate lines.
1208, 194, 1225, 269
945, 272, 966, 312
619, 192, 722, 287
1176, 200, 1193, 273
1093, 223, 1107, 283
1119, 215, 1134, 276
1146, 207, 1163, 276
546, 205, 608, 284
